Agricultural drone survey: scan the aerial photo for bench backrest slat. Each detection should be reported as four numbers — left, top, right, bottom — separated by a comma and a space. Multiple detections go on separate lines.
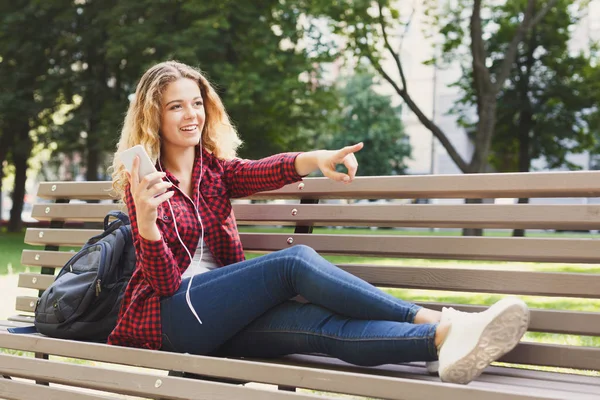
23, 229, 600, 263
37, 171, 600, 200
240, 234, 600, 263
17, 267, 600, 299
32, 203, 600, 230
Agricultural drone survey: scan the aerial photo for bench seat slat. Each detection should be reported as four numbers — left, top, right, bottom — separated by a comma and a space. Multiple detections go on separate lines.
0, 332, 593, 400
0, 378, 115, 400
0, 354, 324, 400
24, 230, 600, 263
481, 363, 600, 386
37, 172, 600, 200
14, 296, 600, 336
31, 202, 600, 230
281, 355, 600, 396
7, 315, 34, 324
0, 319, 34, 330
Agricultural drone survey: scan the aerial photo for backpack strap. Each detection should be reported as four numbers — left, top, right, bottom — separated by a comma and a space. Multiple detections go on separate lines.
103, 211, 130, 230
86, 211, 131, 245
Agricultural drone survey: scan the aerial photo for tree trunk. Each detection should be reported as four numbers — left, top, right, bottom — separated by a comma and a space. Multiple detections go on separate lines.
462, 98, 497, 237
512, 198, 530, 237
85, 75, 101, 182
0, 124, 17, 228
462, 198, 484, 236
86, 135, 100, 181
0, 135, 6, 228
469, 98, 497, 173
8, 123, 33, 232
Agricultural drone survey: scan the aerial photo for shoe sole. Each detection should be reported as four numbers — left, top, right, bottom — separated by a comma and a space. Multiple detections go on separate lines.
439, 299, 530, 384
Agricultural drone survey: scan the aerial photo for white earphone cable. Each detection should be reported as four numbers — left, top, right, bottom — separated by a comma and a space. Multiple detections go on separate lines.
158, 146, 204, 325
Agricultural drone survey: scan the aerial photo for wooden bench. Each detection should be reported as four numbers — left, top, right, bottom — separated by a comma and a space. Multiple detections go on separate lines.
1, 172, 600, 399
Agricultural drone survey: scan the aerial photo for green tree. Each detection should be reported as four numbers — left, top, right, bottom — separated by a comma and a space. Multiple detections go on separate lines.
1, 0, 341, 229
51, 0, 339, 174
49, 0, 143, 181
322, 72, 410, 176
451, 0, 598, 174
147, 0, 339, 158
0, 0, 71, 231
447, 1, 599, 236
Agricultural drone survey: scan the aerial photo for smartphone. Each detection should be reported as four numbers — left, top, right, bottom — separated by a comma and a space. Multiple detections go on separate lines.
119, 145, 159, 183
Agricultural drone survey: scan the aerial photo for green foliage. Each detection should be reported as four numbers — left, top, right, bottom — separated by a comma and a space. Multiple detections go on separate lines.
320, 71, 411, 176
1, 0, 342, 187
109, 0, 340, 157
438, 0, 600, 171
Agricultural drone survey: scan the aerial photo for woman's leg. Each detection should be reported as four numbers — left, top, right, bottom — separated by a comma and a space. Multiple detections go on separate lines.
160, 245, 432, 357
214, 301, 438, 366
243, 245, 425, 322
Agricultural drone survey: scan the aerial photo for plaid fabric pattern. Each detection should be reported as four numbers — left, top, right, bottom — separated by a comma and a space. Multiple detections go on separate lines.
107, 146, 303, 349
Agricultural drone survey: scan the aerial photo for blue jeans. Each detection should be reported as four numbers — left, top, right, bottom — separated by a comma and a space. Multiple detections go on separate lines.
160, 245, 438, 366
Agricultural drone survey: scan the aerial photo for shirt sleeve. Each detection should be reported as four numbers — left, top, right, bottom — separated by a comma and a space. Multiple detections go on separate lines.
123, 184, 182, 296
219, 152, 304, 198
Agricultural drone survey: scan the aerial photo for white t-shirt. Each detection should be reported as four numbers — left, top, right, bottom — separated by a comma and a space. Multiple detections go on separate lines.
181, 239, 219, 278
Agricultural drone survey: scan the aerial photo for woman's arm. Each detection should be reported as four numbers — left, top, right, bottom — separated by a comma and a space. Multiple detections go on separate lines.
124, 156, 182, 296
219, 152, 305, 198
220, 143, 364, 198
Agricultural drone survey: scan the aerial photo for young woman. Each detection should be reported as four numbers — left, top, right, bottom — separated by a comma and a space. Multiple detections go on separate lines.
110, 61, 530, 385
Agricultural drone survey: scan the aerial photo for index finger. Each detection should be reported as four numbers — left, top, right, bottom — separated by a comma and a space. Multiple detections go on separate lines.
338, 142, 364, 157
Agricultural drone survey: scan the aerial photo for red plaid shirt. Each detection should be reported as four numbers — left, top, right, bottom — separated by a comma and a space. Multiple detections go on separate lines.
107, 146, 303, 349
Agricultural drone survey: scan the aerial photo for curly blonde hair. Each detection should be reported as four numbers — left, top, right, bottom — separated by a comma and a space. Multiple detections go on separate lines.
111, 61, 242, 199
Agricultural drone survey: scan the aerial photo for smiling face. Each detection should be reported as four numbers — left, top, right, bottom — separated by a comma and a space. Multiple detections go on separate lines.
159, 78, 206, 154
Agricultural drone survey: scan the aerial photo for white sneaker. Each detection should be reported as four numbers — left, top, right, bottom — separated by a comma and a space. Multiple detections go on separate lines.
437, 297, 530, 384
426, 307, 485, 375
425, 306, 454, 375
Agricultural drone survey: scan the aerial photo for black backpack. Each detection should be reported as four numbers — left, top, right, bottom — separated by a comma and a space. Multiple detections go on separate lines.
34, 211, 136, 342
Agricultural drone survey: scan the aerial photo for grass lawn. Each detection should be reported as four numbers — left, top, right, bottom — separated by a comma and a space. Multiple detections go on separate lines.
2, 227, 599, 377
0, 230, 38, 275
